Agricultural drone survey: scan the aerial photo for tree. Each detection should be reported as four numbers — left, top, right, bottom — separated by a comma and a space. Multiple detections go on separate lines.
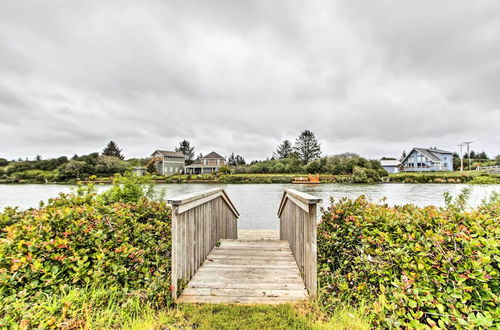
235, 155, 246, 165
273, 140, 293, 159
175, 140, 195, 165
35, 155, 42, 161
102, 141, 124, 160
227, 153, 245, 166
495, 155, 500, 165
400, 150, 407, 161
293, 130, 321, 164
0, 158, 9, 167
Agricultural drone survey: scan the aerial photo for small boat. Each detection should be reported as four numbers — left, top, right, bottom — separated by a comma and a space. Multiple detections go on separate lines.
292, 174, 321, 184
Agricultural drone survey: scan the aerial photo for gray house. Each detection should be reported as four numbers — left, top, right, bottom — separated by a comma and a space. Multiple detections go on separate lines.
401, 148, 453, 172
150, 150, 185, 176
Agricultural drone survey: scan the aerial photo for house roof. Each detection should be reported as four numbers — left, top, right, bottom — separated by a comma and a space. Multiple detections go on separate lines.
151, 150, 185, 158
402, 147, 453, 163
202, 151, 225, 159
380, 159, 400, 167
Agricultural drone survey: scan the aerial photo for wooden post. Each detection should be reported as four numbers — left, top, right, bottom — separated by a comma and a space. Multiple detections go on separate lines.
168, 188, 239, 301
277, 189, 321, 299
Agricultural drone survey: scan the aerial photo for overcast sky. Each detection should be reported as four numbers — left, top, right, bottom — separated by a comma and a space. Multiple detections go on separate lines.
1, 0, 499, 161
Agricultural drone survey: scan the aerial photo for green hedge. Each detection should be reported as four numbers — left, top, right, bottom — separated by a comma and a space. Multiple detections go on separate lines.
318, 193, 499, 328
0, 190, 172, 328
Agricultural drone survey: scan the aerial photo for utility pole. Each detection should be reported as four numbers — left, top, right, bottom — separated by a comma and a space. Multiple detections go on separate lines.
463, 141, 473, 171
457, 143, 464, 171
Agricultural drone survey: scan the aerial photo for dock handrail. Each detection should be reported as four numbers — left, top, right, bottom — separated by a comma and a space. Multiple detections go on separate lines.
278, 189, 322, 299
168, 188, 239, 300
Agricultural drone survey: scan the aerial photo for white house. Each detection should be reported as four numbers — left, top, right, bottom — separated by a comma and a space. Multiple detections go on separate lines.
401, 148, 453, 172
380, 159, 400, 173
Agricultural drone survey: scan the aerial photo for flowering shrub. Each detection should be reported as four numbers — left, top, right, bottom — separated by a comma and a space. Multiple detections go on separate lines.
318, 193, 499, 328
0, 189, 172, 327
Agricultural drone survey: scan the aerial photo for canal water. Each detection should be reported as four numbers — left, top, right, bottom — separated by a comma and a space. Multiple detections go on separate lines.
0, 183, 498, 230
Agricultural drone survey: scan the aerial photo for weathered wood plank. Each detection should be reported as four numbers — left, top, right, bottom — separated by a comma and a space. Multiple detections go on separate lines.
181, 288, 309, 298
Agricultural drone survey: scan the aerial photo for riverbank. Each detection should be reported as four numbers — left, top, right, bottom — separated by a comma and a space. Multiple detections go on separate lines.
1, 170, 499, 185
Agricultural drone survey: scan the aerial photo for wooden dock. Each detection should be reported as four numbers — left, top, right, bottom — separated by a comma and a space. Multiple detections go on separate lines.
168, 189, 321, 305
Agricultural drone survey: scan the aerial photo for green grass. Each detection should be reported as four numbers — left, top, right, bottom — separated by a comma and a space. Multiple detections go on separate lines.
124, 303, 371, 330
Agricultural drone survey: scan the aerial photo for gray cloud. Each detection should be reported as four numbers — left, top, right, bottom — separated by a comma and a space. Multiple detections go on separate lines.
0, 0, 499, 161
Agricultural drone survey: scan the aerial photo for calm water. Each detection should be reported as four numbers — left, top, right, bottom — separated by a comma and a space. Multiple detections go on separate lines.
0, 184, 498, 230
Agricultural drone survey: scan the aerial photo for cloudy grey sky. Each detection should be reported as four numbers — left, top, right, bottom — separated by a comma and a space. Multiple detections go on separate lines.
1, 0, 499, 161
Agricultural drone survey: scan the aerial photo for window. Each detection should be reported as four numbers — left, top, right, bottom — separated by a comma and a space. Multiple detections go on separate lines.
169, 167, 173, 172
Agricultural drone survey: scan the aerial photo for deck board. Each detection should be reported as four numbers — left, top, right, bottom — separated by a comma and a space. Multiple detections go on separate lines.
176, 238, 308, 304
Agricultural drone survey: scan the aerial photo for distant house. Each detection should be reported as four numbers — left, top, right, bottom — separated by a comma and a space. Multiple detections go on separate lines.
150, 150, 185, 176
401, 148, 453, 172
185, 151, 225, 174
380, 159, 400, 173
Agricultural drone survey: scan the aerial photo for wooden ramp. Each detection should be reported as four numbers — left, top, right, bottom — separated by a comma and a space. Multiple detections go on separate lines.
176, 234, 308, 304
169, 189, 321, 305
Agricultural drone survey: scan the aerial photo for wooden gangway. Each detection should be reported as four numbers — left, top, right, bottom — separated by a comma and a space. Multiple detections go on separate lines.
168, 188, 321, 304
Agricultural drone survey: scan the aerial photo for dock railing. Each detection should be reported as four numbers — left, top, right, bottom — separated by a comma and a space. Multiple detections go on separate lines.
278, 189, 322, 299
168, 188, 239, 300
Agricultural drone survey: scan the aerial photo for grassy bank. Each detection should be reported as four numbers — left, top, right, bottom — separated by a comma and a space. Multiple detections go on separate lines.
388, 170, 500, 184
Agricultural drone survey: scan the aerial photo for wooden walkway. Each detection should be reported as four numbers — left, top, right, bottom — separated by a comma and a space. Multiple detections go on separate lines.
168, 189, 321, 305
176, 232, 308, 304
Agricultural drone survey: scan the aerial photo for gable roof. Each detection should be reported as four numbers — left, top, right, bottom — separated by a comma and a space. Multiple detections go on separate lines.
402, 147, 453, 163
202, 151, 225, 159
151, 150, 185, 158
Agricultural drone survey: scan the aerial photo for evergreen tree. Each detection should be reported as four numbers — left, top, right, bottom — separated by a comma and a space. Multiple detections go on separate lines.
227, 153, 237, 166
293, 130, 321, 164
400, 150, 407, 161
227, 153, 245, 166
102, 141, 124, 160
273, 140, 293, 159
175, 140, 195, 165
235, 155, 246, 165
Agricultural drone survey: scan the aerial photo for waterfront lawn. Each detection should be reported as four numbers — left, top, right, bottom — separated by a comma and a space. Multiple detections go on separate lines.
389, 170, 500, 183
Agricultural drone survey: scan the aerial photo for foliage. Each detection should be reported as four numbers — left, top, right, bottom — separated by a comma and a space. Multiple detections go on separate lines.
318, 191, 499, 328
274, 140, 294, 159
98, 173, 165, 204
245, 153, 386, 183
389, 170, 500, 184
218, 165, 232, 175
227, 153, 246, 166
102, 140, 124, 160
294, 129, 322, 163
0, 178, 172, 328
175, 139, 195, 165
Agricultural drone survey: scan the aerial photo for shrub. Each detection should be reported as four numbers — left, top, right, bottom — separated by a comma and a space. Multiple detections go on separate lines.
318, 192, 499, 328
0, 180, 172, 328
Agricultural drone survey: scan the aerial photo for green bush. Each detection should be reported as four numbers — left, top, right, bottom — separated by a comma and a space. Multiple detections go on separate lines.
0, 180, 172, 328
318, 192, 499, 328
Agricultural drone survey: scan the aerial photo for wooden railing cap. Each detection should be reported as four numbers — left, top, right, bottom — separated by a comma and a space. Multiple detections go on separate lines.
168, 188, 240, 217
168, 187, 224, 205
278, 189, 322, 216
285, 189, 322, 204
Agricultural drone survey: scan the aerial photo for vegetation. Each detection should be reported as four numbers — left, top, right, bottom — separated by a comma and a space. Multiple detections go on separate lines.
0, 175, 172, 328
175, 139, 195, 165
102, 141, 124, 160
227, 153, 246, 166
274, 140, 294, 159
294, 129, 322, 163
317, 190, 499, 328
388, 170, 500, 184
